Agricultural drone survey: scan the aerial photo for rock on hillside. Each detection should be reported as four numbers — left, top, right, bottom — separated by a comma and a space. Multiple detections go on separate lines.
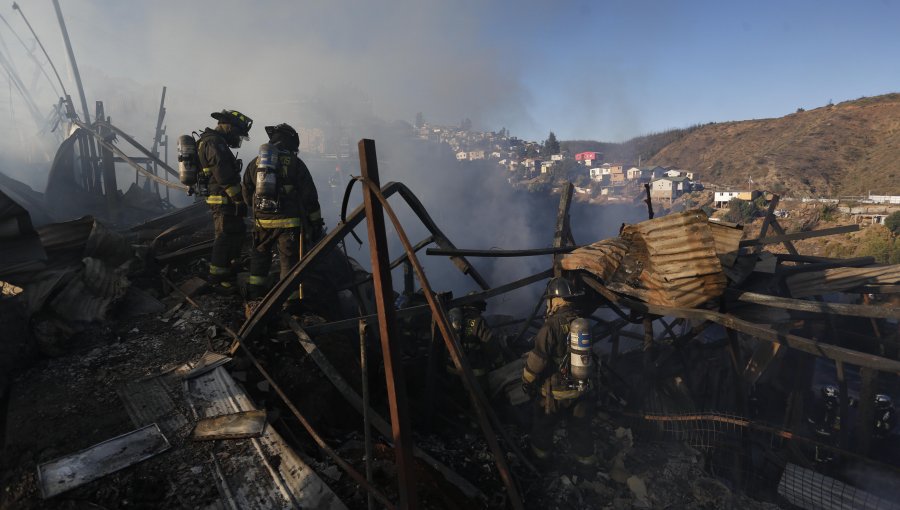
648, 94, 900, 197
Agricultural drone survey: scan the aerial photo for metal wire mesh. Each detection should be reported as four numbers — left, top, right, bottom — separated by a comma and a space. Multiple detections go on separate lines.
778, 463, 900, 510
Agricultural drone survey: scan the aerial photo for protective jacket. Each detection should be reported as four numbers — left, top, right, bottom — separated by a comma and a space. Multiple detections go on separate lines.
242, 150, 322, 230
198, 128, 244, 208
447, 308, 504, 376
522, 305, 589, 401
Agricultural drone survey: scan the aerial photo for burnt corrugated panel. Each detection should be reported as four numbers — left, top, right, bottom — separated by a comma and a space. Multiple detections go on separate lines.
563, 210, 726, 308
36, 216, 95, 271
623, 210, 726, 308
560, 239, 628, 281
787, 265, 900, 298
708, 221, 744, 267
0, 189, 47, 281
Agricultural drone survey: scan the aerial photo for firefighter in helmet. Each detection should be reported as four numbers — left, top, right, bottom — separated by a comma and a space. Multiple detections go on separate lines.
242, 123, 324, 308
874, 394, 895, 440
446, 293, 506, 395
198, 109, 253, 293
521, 275, 598, 476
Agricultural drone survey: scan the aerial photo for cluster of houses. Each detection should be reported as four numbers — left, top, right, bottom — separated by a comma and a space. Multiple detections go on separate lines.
415, 121, 782, 208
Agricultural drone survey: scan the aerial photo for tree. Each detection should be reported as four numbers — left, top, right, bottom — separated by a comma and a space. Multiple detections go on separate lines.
885, 211, 900, 235
460, 118, 472, 131
544, 131, 560, 155
415, 112, 424, 128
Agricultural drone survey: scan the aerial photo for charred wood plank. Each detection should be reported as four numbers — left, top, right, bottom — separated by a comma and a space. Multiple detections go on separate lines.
427, 246, 581, 257
580, 277, 900, 373
727, 289, 900, 320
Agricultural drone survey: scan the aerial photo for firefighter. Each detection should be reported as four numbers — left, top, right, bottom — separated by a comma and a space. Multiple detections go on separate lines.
446, 295, 505, 395
874, 394, 895, 440
242, 123, 323, 309
199, 109, 253, 293
521, 275, 598, 476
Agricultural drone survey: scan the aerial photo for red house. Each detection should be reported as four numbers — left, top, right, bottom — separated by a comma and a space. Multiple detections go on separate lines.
575, 151, 603, 162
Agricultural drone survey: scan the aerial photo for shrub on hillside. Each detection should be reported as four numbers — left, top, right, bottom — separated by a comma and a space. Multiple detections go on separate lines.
723, 198, 759, 224
885, 211, 900, 235
852, 225, 900, 264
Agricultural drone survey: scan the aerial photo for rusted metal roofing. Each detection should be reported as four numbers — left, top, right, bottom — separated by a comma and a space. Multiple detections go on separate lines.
561, 210, 727, 308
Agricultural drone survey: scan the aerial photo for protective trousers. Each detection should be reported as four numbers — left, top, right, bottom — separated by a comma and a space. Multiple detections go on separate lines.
530, 397, 596, 465
209, 210, 246, 285
248, 227, 300, 300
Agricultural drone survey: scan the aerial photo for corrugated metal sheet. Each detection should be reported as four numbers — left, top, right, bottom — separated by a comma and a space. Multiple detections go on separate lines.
787, 265, 900, 298
559, 238, 628, 281
708, 221, 744, 267
620, 210, 726, 308
561, 210, 726, 308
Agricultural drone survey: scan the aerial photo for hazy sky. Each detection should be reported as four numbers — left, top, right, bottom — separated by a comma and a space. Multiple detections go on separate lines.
4, 0, 899, 145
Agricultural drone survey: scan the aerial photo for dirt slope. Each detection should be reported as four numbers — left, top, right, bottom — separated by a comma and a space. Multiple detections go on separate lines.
647, 94, 900, 196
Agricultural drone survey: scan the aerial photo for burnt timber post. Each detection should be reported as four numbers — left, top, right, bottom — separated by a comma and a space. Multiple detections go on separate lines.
95, 101, 118, 219
358, 138, 418, 509
553, 182, 574, 277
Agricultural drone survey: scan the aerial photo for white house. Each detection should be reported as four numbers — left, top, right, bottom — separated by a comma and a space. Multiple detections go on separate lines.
714, 190, 761, 209
456, 151, 468, 161
650, 176, 691, 202
468, 150, 485, 160
540, 161, 554, 174
550, 154, 564, 161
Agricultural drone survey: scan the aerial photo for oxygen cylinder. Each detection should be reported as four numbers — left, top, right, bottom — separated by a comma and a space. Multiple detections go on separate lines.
568, 317, 593, 391
177, 135, 199, 193
254, 143, 279, 213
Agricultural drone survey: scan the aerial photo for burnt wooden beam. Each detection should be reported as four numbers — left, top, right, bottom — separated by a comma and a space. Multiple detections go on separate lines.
358, 139, 418, 509
768, 218, 801, 256
727, 289, 900, 320
553, 182, 575, 277
580, 277, 900, 373
427, 246, 582, 257
753, 194, 780, 254
739, 224, 858, 247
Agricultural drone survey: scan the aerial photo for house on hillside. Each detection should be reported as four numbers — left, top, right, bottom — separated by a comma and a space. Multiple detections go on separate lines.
714, 190, 762, 209
541, 161, 554, 174
575, 151, 603, 166
610, 166, 626, 185
551, 154, 564, 161
590, 163, 620, 182
468, 150, 485, 160
456, 151, 468, 161
650, 176, 691, 203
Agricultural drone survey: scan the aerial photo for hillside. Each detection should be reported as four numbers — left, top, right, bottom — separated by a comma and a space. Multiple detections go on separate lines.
562, 124, 703, 164
646, 94, 900, 197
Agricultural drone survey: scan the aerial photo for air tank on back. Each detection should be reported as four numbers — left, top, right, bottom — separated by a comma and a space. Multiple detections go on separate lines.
177, 135, 198, 193
254, 143, 279, 212
568, 317, 593, 391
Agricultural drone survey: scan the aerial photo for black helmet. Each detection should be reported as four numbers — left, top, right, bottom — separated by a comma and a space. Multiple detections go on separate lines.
546, 276, 583, 299
211, 109, 253, 137
265, 123, 300, 152
463, 290, 487, 312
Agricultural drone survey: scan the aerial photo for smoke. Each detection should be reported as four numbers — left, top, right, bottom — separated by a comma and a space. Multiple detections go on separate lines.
0, 0, 648, 315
